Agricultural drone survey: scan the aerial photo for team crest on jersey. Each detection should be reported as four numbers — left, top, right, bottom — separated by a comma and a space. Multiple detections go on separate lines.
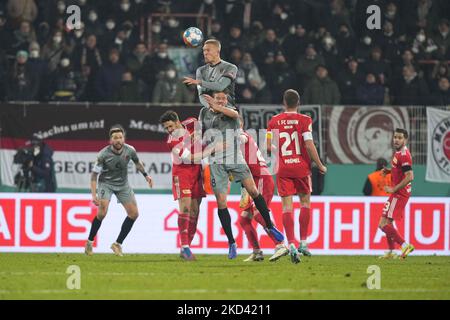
431, 116, 450, 175
392, 157, 398, 166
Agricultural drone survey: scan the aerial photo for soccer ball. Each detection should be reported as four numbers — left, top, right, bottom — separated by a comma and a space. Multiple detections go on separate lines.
183, 27, 204, 48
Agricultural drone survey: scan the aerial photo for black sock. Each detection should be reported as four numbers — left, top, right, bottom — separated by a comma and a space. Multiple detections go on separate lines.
253, 194, 274, 228
88, 217, 102, 241
116, 217, 136, 244
217, 208, 235, 244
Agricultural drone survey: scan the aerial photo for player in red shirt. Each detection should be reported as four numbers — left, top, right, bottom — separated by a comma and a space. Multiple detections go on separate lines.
160, 111, 206, 261
237, 118, 289, 262
378, 128, 415, 259
267, 89, 327, 264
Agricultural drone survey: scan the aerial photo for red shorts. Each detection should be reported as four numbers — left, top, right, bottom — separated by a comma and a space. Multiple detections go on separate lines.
243, 174, 275, 214
172, 166, 206, 201
382, 195, 409, 221
277, 175, 312, 197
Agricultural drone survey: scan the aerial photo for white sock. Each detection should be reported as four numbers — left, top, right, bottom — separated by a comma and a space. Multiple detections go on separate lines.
182, 245, 189, 249
300, 240, 307, 247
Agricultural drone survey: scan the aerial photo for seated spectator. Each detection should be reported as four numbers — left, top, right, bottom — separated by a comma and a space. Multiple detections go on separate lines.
363, 158, 391, 196
430, 77, 450, 106
392, 65, 430, 105
303, 65, 341, 105
356, 73, 385, 105
95, 48, 125, 102
48, 57, 84, 101
113, 71, 143, 102
152, 67, 193, 103
6, 50, 39, 101
337, 56, 365, 104
296, 44, 325, 90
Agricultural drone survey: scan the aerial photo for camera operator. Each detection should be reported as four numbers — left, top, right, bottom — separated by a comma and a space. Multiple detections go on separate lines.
15, 135, 57, 192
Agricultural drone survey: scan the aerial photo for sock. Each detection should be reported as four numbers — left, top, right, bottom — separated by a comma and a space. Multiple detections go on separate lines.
218, 208, 235, 244
254, 212, 280, 245
401, 242, 409, 250
178, 213, 190, 247
239, 216, 259, 249
299, 207, 311, 241
188, 214, 199, 245
381, 224, 405, 246
116, 217, 136, 244
386, 234, 396, 250
252, 194, 273, 228
88, 217, 102, 241
282, 212, 296, 246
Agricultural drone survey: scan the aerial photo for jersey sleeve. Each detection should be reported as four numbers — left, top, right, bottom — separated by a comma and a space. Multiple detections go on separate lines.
400, 151, 413, 172
129, 145, 139, 163
301, 117, 313, 141
223, 64, 238, 81
93, 150, 105, 174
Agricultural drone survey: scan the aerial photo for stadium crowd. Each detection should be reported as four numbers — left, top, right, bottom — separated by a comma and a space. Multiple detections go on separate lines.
0, 0, 449, 105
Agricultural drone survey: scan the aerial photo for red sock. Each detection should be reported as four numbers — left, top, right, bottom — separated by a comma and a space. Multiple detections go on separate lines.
299, 207, 311, 241
178, 213, 190, 247
188, 215, 199, 245
382, 224, 405, 246
386, 235, 396, 250
254, 212, 280, 245
239, 215, 260, 249
283, 212, 297, 246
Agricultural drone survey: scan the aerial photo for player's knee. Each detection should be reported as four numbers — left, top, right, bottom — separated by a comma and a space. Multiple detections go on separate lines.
240, 211, 252, 219
128, 211, 139, 220
247, 188, 259, 199
97, 211, 107, 221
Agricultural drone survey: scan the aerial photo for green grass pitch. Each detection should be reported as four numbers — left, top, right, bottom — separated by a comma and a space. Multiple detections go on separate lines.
0, 253, 449, 300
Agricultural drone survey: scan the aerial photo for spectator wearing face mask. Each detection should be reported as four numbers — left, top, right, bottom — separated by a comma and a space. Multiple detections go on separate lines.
41, 30, 67, 72
161, 16, 183, 46
355, 35, 374, 62
282, 24, 311, 68
84, 8, 103, 38
236, 52, 270, 104
116, 0, 138, 25
95, 48, 126, 101
152, 67, 193, 103
320, 33, 340, 77
28, 41, 48, 100
110, 29, 133, 60
6, 50, 39, 101
113, 71, 143, 102
411, 29, 438, 60
335, 23, 356, 63
140, 41, 175, 93
432, 19, 450, 55
268, 2, 293, 36
48, 57, 84, 101
376, 21, 401, 63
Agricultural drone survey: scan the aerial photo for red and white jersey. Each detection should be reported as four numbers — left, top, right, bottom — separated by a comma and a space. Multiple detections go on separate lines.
391, 146, 413, 198
240, 130, 267, 177
166, 117, 201, 175
267, 111, 312, 178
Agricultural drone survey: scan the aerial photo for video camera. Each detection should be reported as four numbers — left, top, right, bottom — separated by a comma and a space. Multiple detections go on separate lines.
13, 146, 34, 192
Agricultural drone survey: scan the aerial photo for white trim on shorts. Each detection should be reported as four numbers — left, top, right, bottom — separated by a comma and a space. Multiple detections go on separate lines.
387, 197, 398, 219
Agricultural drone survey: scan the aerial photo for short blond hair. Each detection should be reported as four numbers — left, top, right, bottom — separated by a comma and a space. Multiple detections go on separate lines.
204, 39, 221, 51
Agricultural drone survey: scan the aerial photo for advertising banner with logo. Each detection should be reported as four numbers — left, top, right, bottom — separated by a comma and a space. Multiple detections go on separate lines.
426, 108, 450, 183
326, 106, 409, 164
0, 104, 201, 190
1, 194, 448, 255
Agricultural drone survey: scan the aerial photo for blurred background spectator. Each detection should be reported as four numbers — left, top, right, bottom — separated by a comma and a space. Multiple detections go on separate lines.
0, 0, 448, 105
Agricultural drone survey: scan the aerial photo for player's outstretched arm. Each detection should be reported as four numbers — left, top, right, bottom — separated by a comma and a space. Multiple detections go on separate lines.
90, 172, 99, 206
203, 95, 239, 118
305, 140, 327, 174
134, 160, 153, 188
